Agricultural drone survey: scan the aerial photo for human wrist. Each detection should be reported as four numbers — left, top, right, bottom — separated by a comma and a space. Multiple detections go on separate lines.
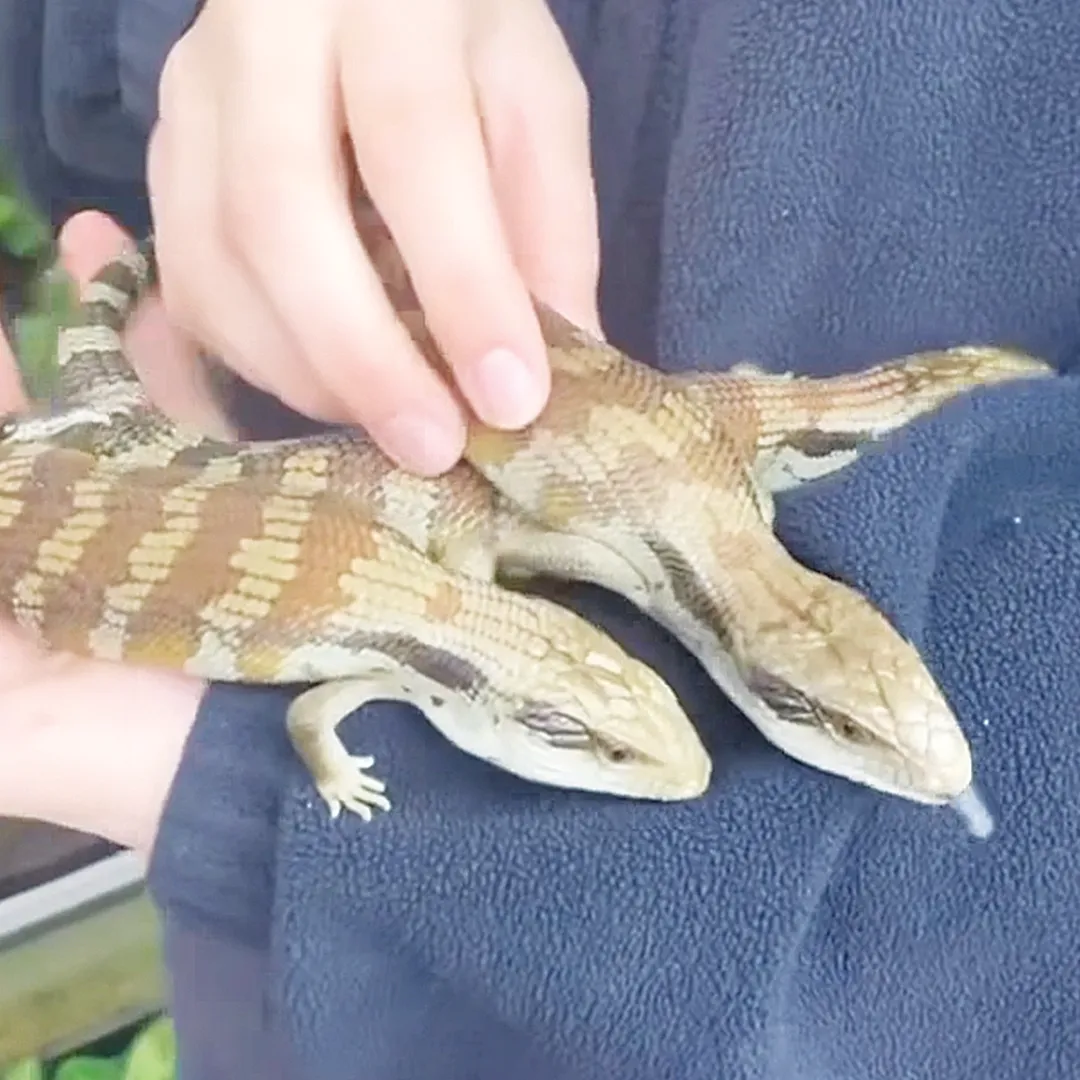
0, 655, 202, 856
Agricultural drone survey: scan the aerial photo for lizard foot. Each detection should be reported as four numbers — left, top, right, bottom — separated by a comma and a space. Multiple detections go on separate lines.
286, 677, 402, 822
315, 753, 392, 821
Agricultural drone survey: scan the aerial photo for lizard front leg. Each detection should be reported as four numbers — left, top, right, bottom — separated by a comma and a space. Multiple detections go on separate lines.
286, 674, 403, 821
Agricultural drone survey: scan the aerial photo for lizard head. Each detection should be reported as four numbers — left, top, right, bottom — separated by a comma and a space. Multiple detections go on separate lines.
732, 578, 974, 808
433, 604, 712, 803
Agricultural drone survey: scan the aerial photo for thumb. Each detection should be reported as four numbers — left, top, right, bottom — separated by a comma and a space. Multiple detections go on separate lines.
57, 211, 237, 439
57, 209, 133, 286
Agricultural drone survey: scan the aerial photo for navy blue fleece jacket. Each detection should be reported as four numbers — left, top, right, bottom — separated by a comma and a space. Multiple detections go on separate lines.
4, 1, 1080, 1078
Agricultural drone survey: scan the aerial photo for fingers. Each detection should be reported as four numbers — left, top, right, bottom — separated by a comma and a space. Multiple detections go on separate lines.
147, 0, 600, 475
155, 7, 469, 473
473, 3, 602, 337
340, 1, 551, 431
150, 35, 345, 425
221, 7, 469, 469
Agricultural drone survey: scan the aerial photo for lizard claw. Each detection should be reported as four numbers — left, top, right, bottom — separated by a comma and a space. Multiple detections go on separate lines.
315, 755, 392, 822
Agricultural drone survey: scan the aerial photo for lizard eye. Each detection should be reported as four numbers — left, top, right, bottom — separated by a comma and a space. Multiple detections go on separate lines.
745, 669, 879, 747
517, 706, 591, 749
599, 740, 634, 764
825, 714, 874, 745
744, 668, 818, 725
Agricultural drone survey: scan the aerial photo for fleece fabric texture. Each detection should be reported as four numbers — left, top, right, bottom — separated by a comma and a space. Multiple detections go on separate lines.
7, 0, 1080, 1077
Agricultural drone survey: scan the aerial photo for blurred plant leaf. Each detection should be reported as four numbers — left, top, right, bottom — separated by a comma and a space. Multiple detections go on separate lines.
120, 1017, 176, 1080
2, 1060, 46, 1080
0, 190, 50, 260
0, 152, 65, 398
13, 267, 75, 398
53, 1058, 122, 1080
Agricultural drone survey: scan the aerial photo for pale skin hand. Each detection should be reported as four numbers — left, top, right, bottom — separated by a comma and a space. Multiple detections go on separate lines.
149, 0, 602, 476
0, 214, 205, 859
0, 0, 596, 855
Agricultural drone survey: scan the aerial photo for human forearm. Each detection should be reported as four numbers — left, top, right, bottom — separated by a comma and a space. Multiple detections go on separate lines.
0, 648, 202, 855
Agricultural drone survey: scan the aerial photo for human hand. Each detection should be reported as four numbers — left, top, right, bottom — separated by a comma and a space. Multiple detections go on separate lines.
148, 0, 600, 476
0, 213, 206, 858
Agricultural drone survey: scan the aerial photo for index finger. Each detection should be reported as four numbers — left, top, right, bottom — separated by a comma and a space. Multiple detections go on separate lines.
216, 11, 469, 475
339, 4, 552, 432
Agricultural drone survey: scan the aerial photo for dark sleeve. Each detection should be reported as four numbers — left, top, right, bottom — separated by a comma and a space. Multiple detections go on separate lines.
154, 1, 1080, 1078
0, 0, 206, 232
159, 909, 302, 1080
146, 685, 297, 951
0, 0, 152, 233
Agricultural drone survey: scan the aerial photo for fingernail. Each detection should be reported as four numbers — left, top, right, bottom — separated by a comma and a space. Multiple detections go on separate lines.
473, 347, 547, 429
381, 411, 465, 475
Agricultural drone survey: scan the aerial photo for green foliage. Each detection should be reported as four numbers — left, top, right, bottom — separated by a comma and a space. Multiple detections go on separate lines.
2, 1061, 45, 1080
0, 154, 73, 396
0, 188, 49, 261
52, 1059, 118, 1080
1, 1016, 176, 1080
118, 1018, 175, 1080
12, 268, 76, 398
